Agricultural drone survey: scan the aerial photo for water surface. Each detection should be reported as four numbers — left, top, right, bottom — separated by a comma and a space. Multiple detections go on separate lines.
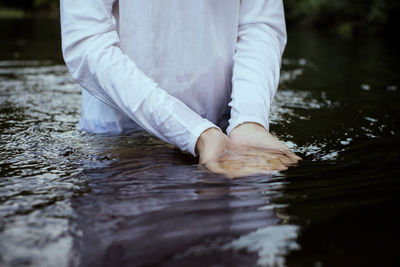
0, 19, 399, 267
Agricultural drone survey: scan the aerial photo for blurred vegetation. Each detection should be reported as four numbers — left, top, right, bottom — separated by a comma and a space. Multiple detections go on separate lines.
284, 0, 400, 36
0, 0, 58, 17
0, 0, 399, 36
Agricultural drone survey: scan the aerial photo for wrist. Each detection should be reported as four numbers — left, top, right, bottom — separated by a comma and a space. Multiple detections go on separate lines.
229, 122, 267, 137
195, 128, 227, 162
196, 128, 221, 154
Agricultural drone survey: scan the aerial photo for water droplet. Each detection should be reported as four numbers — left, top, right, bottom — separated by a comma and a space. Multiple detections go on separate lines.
361, 84, 370, 91
298, 58, 307, 66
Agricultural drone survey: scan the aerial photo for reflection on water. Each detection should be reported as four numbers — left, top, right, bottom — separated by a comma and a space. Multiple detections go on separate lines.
71, 150, 299, 266
0, 19, 399, 266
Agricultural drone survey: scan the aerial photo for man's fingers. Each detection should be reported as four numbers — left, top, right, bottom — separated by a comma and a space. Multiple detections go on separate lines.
271, 153, 292, 165
243, 141, 302, 164
210, 152, 289, 178
281, 149, 302, 162
200, 146, 300, 179
235, 146, 301, 165
257, 147, 302, 164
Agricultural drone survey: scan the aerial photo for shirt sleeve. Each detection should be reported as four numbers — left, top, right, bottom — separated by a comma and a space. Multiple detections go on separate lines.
60, 0, 218, 156
227, 0, 287, 134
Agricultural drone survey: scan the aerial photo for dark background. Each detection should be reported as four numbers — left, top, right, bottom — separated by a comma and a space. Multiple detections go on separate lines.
1, 0, 400, 36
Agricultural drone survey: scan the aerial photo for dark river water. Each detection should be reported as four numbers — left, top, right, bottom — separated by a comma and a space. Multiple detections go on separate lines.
0, 18, 399, 267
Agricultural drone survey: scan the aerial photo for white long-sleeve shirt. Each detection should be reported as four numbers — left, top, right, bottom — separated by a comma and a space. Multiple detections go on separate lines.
60, 0, 287, 156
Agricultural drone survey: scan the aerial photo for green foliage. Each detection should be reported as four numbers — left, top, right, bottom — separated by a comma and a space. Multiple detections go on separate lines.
0, 0, 58, 12
33, 0, 58, 9
0, 0, 33, 10
0, 7, 25, 18
284, 0, 400, 34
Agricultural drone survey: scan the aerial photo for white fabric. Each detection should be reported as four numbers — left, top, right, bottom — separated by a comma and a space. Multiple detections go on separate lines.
60, 0, 287, 156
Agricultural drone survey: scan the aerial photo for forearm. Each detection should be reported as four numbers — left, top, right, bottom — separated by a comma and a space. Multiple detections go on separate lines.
228, 0, 287, 134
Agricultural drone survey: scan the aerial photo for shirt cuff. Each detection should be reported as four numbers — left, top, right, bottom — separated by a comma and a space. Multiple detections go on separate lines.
226, 116, 270, 136
187, 120, 221, 157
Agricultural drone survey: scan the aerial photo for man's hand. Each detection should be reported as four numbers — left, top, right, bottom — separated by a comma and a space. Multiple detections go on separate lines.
196, 123, 301, 178
229, 122, 301, 163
